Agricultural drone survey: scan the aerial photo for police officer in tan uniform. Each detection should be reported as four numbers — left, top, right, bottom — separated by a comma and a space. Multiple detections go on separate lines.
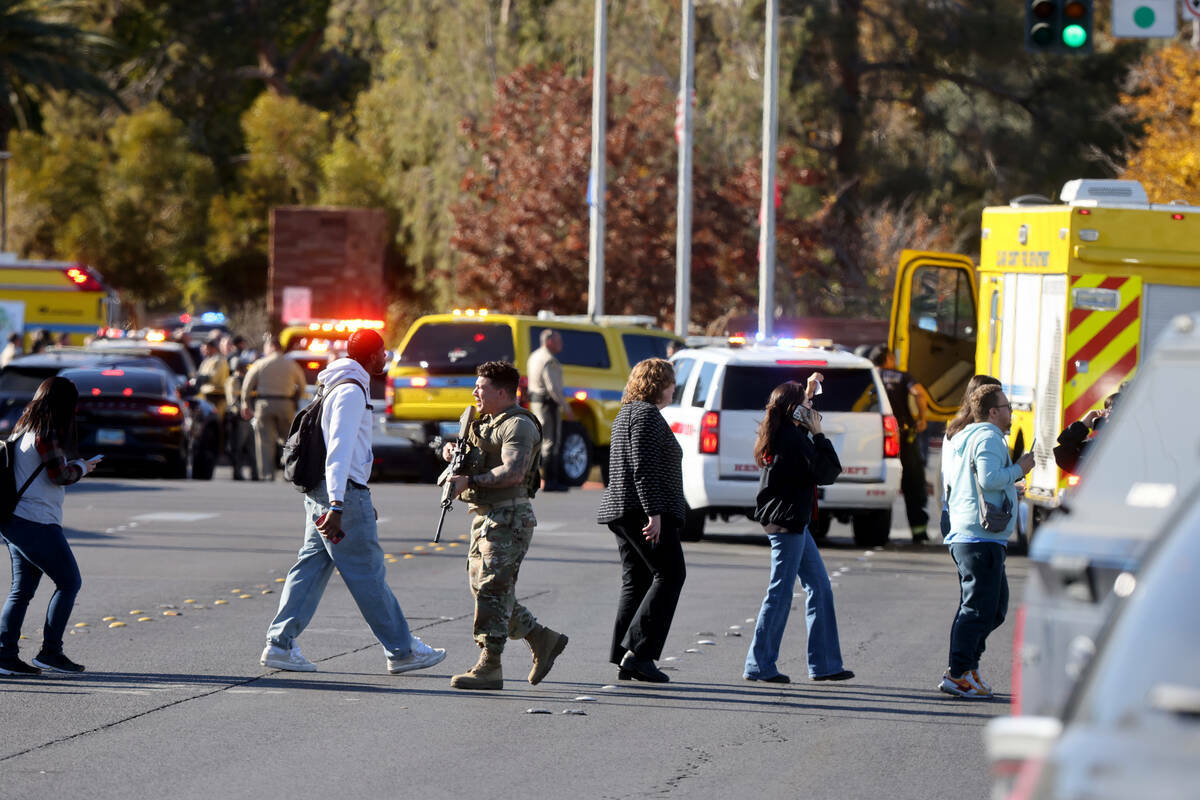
196, 339, 230, 418
241, 336, 306, 481
526, 328, 574, 491
441, 360, 569, 690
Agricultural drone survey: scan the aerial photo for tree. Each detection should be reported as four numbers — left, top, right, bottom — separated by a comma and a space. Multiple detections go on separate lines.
450, 66, 827, 330
0, 0, 118, 147
1119, 44, 1200, 204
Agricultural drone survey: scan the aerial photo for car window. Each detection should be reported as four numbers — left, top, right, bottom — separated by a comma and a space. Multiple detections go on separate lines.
62, 369, 167, 396
622, 333, 674, 367
720, 366, 880, 413
691, 362, 717, 408
148, 348, 193, 377
529, 327, 611, 369
0, 366, 60, 395
670, 358, 695, 406
398, 322, 514, 371
1069, 496, 1200, 728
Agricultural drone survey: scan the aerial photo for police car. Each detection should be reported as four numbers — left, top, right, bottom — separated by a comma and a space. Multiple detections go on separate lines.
662, 340, 902, 544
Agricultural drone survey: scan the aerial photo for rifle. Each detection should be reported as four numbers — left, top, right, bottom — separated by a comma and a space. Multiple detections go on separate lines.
434, 405, 476, 543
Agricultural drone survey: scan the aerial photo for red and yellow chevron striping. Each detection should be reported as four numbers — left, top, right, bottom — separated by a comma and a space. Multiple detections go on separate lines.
1064, 274, 1141, 424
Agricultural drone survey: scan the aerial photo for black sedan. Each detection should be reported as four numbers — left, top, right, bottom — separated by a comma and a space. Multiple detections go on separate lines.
60, 367, 221, 479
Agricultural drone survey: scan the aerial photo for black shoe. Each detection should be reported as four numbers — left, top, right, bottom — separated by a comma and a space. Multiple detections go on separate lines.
811, 669, 854, 682
0, 655, 41, 676
618, 669, 633, 681
32, 651, 85, 673
745, 673, 790, 684
619, 652, 670, 683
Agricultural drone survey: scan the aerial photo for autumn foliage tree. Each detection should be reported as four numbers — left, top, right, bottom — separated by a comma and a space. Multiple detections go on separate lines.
1120, 44, 1200, 204
451, 65, 827, 331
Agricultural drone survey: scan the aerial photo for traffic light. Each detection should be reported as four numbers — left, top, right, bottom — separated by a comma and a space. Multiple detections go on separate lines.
1025, 0, 1093, 54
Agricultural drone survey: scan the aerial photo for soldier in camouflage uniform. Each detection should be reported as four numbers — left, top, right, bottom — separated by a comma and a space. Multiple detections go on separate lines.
441, 361, 569, 690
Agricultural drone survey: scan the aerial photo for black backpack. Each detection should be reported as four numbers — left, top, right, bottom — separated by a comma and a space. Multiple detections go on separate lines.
0, 435, 46, 525
281, 379, 370, 493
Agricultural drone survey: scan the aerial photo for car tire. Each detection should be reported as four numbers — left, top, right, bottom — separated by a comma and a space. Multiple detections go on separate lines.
680, 507, 706, 542
809, 510, 833, 541
558, 421, 593, 487
190, 424, 218, 481
851, 509, 891, 547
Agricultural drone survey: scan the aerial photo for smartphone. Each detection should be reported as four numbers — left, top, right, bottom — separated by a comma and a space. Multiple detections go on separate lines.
316, 511, 344, 544
87, 454, 104, 463
792, 404, 814, 426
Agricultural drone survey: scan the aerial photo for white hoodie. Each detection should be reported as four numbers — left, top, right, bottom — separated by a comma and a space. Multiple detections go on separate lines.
317, 358, 373, 503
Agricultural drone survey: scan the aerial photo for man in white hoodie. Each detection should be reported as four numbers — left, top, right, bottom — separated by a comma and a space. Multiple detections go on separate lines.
259, 329, 446, 675
939, 384, 1034, 699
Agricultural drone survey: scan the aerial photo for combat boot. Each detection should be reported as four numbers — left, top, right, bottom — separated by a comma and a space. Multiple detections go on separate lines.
524, 624, 569, 685
450, 648, 503, 690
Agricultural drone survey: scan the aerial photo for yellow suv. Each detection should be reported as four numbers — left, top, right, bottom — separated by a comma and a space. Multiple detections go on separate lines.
387, 310, 682, 484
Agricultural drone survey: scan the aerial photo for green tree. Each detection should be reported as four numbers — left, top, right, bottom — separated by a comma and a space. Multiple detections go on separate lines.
0, 0, 118, 147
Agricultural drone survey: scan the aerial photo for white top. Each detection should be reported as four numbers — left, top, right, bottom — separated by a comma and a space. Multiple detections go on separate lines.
316, 359, 373, 503
12, 432, 85, 526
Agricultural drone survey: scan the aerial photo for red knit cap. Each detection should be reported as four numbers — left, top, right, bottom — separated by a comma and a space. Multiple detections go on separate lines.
347, 328, 385, 362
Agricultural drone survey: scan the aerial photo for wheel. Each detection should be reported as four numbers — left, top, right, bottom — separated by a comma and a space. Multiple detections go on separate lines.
680, 507, 706, 542
558, 421, 593, 487
851, 509, 892, 547
809, 510, 832, 541
190, 423, 219, 480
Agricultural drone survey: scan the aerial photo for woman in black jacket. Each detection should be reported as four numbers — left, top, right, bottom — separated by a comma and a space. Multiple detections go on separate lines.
596, 358, 686, 683
743, 376, 853, 684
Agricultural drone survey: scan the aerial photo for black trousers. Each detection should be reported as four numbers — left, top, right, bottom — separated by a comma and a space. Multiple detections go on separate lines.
900, 434, 929, 532
609, 512, 687, 664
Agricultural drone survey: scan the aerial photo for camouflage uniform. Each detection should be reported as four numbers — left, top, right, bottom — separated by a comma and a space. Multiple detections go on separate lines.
461, 405, 542, 654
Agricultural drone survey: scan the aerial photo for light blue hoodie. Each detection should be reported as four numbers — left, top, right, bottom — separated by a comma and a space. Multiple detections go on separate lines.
945, 421, 1023, 545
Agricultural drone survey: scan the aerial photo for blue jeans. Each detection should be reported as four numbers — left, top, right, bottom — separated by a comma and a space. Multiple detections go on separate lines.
948, 542, 1008, 675
744, 528, 844, 679
265, 482, 416, 659
1, 516, 82, 657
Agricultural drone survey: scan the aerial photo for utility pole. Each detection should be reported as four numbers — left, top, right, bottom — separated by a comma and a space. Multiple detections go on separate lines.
674, 0, 695, 339
757, 0, 779, 339
0, 152, 10, 254
587, 0, 607, 321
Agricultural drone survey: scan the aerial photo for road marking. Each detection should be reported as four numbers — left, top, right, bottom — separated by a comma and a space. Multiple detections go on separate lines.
130, 512, 219, 522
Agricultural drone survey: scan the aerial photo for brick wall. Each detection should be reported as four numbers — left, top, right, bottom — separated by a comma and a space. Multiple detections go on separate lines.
268, 207, 388, 325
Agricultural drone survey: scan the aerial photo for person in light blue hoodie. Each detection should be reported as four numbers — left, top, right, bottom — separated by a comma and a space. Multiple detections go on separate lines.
939, 375, 1002, 538
938, 384, 1034, 699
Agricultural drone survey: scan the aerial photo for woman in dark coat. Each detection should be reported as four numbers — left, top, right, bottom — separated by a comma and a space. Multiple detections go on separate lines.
743, 376, 853, 683
596, 358, 686, 683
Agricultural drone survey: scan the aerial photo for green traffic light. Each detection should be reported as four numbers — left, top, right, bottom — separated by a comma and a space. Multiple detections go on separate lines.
1062, 23, 1087, 48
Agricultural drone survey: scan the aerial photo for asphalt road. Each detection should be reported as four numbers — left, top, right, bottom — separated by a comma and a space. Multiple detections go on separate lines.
0, 472, 1021, 799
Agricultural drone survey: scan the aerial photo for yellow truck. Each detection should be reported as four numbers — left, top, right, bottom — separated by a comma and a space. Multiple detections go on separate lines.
889, 179, 1200, 521
0, 256, 118, 346
386, 310, 683, 485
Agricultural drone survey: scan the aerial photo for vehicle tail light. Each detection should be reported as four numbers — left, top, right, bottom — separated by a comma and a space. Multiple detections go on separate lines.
156, 404, 181, 417
883, 415, 901, 457
411, 376, 428, 388
1011, 604, 1025, 715
385, 381, 394, 409
1066, 474, 1080, 487
700, 411, 720, 454
305, 361, 321, 370
573, 390, 588, 401
101, 369, 124, 377
517, 375, 528, 407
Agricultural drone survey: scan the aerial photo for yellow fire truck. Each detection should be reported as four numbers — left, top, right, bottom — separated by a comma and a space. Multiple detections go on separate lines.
889, 179, 1200, 517
0, 255, 118, 346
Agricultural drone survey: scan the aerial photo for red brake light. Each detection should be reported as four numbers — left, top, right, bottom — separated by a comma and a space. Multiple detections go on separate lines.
1066, 474, 1081, 486
306, 361, 321, 370
101, 369, 124, 377
700, 411, 720, 454
156, 404, 181, 417
1171, 213, 1184, 221
1077, 208, 1091, 215
883, 415, 901, 457
776, 359, 827, 366
91, 388, 101, 396
122, 387, 133, 396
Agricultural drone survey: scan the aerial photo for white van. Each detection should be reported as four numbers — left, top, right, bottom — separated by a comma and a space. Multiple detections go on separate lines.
662, 343, 902, 544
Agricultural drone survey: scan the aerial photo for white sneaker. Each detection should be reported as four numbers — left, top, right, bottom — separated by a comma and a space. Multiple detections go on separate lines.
260, 644, 317, 672
387, 636, 447, 674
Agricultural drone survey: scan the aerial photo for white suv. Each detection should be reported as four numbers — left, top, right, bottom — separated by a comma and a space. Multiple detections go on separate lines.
662, 344, 902, 545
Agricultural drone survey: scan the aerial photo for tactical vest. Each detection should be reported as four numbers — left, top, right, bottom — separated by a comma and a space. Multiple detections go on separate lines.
461, 406, 542, 506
